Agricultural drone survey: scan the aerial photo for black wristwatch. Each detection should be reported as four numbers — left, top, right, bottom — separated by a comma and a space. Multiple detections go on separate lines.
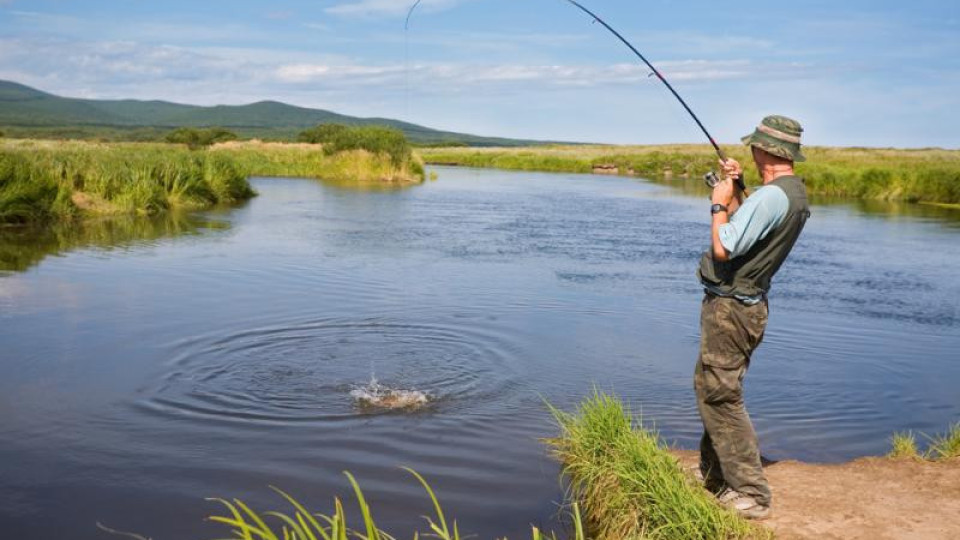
710, 203, 728, 215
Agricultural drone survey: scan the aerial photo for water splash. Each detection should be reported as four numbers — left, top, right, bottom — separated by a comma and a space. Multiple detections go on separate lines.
350, 376, 430, 410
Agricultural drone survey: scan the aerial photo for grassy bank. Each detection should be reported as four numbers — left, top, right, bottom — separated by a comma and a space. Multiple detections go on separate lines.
204, 393, 960, 540
0, 139, 424, 225
419, 145, 960, 205
889, 422, 960, 460
545, 392, 768, 540
0, 140, 253, 224
212, 140, 425, 185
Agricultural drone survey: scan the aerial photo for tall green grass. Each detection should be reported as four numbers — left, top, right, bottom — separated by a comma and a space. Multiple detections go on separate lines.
207, 469, 585, 540
888, 422, 960, 460
545, 391, 768, 540
927, 422, 960, 459
888, 432, 921, 459
0, 139, 425, 225
298, 124, 414, 167
212, 141, 424, 185
0, 141, 253, 224
419, 145, 960, 205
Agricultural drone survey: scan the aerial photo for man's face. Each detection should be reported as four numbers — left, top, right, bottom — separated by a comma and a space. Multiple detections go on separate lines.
751, 146, 763, 169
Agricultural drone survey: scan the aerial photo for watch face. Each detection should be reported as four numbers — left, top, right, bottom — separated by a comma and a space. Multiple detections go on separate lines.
711, 204, 727, 214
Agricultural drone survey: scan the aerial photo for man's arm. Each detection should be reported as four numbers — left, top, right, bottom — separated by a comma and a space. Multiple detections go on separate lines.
710, 159, 742, 262
711, 207, 732, 261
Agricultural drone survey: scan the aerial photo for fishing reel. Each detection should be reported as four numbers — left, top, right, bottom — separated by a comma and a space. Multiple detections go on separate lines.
703, 170, 722, 189
703, 171, 747, 193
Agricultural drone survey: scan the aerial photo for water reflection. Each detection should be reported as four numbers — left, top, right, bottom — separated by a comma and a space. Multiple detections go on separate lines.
649, 176, 960, 225
0, 211, 232, 273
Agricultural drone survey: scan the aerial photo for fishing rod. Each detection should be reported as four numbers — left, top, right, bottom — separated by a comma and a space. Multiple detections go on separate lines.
405, 0, 423, 30
560, 0, 746, 194
404, 0, 745, 193
563, 0, 723, 159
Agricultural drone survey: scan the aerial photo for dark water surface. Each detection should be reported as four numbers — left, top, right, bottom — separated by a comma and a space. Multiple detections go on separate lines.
2, 167, 959, 539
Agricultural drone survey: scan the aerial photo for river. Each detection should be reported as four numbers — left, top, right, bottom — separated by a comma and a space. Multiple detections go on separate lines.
1, 166, 959, 539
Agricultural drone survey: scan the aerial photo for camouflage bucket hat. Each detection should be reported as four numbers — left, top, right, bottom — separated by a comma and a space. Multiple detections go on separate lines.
741, 115, 806, 162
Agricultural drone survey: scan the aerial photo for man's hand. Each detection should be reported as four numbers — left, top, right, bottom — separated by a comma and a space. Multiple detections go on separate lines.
712, 158, 743, 206
720, 158, 742, 181
710, 159, 740, 262
711, 177, 735, 206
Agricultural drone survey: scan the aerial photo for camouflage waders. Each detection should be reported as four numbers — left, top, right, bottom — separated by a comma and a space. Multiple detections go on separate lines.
694, 293, 772, 507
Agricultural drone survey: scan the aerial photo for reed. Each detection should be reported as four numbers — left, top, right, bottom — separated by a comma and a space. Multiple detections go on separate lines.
419, 145, 960, 205
212, 141, 424, 185
887, 422, 960, 460
0, 139, 425, 225
888, 432, 921, 459
207, 469, 585, 540
0, 141, 253, 224
925, 422, 960, 460
544, 391, 768, 540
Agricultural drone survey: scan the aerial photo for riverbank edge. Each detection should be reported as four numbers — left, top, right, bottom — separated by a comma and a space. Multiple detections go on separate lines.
206, 392, 959, 540
0, 139, 426, 225
418, 145, 960, 206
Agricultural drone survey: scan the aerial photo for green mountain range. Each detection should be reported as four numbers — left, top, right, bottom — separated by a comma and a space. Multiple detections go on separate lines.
0, 80, 546, 146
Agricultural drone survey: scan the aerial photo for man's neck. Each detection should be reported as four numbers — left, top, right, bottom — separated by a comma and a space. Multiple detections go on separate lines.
761, 165, 794, 184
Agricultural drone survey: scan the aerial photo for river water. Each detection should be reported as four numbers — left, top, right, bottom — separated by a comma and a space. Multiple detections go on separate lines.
2, 167, 959, 539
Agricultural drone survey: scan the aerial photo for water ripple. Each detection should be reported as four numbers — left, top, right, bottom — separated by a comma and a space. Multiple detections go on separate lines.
134, 316, 524, 426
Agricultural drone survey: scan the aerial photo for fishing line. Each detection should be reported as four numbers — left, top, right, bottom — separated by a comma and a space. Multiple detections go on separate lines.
404, 0, 423, 122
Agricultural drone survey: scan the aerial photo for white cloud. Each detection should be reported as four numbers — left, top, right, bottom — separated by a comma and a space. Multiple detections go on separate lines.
326, 0, 463, 18
6, 36, 953, 147
0, 36, 806, 105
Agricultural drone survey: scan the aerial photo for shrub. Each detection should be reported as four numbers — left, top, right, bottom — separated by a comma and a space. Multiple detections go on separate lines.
297, 123, 350, 144
298, 124, 413, 166
165, 127, 238, 150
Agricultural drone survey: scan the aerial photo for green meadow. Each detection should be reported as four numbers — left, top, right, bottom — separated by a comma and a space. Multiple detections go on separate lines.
419, 145, 960, 206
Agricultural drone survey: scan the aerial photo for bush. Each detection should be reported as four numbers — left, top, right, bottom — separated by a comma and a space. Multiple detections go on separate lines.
165, 127, 238, 150
297, 124, 350, 144
298, 124, 413, 166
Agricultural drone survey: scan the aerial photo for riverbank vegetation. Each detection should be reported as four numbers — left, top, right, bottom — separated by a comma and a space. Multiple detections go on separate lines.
0, 141, 253, 224
208, 469, 585, 540
298, 124, 414, 166
545, 391, 768, 540
419, 145, 960, 206
0, 134, 424, 225
205, 393, 960, 540
165, 127, 239, 149
889, 422, 960, 460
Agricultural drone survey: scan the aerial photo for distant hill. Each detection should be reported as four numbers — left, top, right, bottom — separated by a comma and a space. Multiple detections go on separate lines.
0, 80, 552, 146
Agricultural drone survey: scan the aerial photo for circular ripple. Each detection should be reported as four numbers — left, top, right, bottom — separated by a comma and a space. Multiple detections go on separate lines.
135, 316, 522, 425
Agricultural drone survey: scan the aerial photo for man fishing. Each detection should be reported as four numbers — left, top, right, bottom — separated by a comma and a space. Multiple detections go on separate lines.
694, 115, 810, 520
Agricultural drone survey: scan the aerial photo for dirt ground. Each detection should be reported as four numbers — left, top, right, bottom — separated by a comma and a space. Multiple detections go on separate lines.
674, 451, 960, 539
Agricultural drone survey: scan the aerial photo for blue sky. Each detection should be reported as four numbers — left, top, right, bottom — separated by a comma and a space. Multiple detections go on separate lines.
2, 0, 958, 147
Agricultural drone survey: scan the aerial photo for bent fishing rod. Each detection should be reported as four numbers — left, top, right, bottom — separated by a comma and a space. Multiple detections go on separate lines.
405, 0, 745, 193
560, 0, 746, 194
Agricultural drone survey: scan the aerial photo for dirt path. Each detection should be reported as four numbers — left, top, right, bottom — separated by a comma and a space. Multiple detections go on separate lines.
674, 451, 960, 539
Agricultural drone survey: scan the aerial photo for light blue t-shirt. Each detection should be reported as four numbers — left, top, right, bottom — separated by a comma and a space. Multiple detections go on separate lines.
703, 184, 790, 304
718, 184, 789, 258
